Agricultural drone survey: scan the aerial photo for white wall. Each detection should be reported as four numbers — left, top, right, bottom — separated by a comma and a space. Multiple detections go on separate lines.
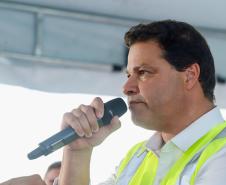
0, 84, 152, 183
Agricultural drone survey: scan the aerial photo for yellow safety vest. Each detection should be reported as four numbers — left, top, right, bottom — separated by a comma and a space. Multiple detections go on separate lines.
116, 121, 226, 185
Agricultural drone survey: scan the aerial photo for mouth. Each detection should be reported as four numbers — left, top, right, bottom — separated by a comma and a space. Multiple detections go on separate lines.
129, 100, 145, 108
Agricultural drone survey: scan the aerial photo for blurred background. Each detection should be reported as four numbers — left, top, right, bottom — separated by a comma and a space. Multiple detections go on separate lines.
0, 0, 225, 183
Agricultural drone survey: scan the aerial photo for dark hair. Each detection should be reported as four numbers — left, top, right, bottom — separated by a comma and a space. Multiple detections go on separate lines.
46, 161, 61, 173
124, 20, 216, 101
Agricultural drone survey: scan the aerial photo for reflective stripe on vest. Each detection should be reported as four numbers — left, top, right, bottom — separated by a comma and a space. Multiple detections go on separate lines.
116, 121, 226, 185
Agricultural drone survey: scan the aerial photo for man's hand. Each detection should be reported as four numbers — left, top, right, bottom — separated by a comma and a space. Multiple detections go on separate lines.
58, 97, 122, 185
61, 97, 121, 151
0, 174, 46, 185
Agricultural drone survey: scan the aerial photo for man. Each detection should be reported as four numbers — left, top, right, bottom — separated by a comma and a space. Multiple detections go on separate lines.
58, 20, 226, 185
0, 175, 46, 185
44, 161, 61, 185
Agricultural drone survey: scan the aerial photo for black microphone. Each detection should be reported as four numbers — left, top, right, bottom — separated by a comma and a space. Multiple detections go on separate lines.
27, 98, 127, 160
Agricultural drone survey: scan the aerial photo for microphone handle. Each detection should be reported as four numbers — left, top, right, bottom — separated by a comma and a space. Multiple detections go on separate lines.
27, 97, 127, 160
27, 119, 105, 160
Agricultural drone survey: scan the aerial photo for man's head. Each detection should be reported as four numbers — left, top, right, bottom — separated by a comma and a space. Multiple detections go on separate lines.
123, 20, 215, 132
44, 161, 61, 185
124, 20, 215, 102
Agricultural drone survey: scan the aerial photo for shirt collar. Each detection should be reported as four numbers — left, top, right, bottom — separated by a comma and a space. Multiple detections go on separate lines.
171, 106, 225, 152
145, 132, 164, 156
145, 106, 225, 153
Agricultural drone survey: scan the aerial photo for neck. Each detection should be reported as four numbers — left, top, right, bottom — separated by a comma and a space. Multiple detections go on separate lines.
161, 98, 214, 143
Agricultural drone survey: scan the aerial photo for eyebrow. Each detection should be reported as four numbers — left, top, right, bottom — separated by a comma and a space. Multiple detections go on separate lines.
126, 64, 154, 74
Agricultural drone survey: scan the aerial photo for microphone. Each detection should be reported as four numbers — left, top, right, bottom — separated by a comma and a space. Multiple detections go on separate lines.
27, 98, 127, 160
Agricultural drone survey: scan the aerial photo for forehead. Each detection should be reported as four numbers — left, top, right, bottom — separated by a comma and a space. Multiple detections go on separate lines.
127, 41, 167, 71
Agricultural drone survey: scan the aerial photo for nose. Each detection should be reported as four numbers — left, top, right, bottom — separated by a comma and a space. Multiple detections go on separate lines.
123, 75, 139, 96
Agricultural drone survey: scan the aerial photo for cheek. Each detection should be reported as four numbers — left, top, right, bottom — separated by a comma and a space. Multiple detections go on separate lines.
140, 80, 182, 107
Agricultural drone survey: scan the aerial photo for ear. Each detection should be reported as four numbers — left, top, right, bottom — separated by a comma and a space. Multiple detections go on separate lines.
184, 63, 200, 90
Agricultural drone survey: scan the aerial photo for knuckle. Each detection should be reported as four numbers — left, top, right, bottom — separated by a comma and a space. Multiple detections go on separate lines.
84, 106, 93, 114
63, 112, 72, 120
95, 97, 102, 102
64, 112, 77, 123
78, 104, 86, 109
71, 108, 80, 115
92, 97, 103, 106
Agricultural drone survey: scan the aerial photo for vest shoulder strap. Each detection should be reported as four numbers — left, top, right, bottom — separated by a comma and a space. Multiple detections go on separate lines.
190, 127, 226, 184
116, 140, 146, 180
160, 121, 226, 185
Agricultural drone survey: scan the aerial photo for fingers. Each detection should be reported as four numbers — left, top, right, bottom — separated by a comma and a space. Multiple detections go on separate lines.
90, 97, 104, 119
62, 97, 104, 138
62, 112, 85, 137
79, 104, 99, 133
2, 174, 46, 185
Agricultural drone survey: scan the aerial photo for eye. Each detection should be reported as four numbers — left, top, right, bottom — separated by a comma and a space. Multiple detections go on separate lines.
126, 73, 131, 78
138, 69, 149, 76
137, 69, 152, 81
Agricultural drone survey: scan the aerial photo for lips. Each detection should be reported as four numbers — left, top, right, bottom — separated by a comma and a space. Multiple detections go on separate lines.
129, 100, 143, 104
127, 96, 146, 108
128, 100, 145, 108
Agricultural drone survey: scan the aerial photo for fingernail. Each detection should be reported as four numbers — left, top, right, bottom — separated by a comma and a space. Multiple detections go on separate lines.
86, 133, 92, 138
93, 127, 99, 133
78, 132, 85, 137
97, 111, 103, 119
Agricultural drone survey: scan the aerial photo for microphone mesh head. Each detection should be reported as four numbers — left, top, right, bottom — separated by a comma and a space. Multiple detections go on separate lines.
105, 98, 127, 117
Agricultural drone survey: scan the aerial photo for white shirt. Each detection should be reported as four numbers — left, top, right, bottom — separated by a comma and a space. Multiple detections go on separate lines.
98, 107, 226, 185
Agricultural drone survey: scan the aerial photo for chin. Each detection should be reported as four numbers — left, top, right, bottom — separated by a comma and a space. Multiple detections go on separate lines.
132, 116, 147, 127
132, 116, 158, 130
